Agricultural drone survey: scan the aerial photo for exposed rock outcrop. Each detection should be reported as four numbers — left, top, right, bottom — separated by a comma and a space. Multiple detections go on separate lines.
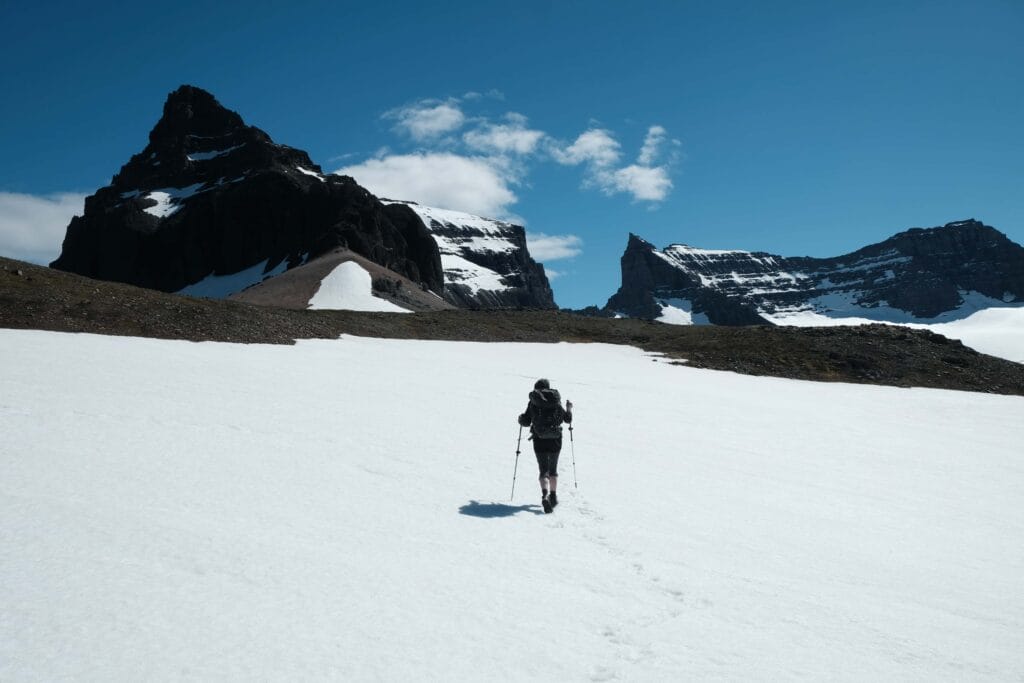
604, 220, 1024, 325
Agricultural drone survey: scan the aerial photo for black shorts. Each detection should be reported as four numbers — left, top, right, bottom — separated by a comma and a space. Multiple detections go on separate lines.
533, 436, 561, 477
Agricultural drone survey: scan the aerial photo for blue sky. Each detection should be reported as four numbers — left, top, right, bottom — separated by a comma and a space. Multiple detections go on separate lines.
1, 0, 1021, 308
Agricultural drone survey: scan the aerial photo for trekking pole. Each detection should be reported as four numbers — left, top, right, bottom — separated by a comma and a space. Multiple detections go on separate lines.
511, 425, 523, 501
569, 423, 577, 489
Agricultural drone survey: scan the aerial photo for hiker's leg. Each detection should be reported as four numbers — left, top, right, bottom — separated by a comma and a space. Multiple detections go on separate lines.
549, 446, 560, 491
535, 451, 548, 494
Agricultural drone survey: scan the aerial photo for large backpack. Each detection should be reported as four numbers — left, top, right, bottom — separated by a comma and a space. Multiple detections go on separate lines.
531, 390, 564, 439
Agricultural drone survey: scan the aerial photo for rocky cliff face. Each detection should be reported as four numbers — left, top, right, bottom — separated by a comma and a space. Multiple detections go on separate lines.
383, 201, 556, 309
606, 220, 1024, 325
51, 85, 444, 296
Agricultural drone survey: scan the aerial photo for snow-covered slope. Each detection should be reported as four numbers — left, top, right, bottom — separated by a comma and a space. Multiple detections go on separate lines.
177, 258, 293, 299
910, 307, 1024, 364
2, 330, 1022, 680
307, 261, 410, 312
384, 200, 555, 309
759, 298, 1024, 364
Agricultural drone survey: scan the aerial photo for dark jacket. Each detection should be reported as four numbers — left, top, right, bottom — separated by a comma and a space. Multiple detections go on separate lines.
518, 388, 572, 439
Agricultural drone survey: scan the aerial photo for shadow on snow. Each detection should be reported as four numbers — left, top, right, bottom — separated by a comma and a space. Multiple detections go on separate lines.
459, 500, 544, 518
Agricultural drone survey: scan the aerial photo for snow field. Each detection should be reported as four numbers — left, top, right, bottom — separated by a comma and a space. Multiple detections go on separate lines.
1, 329, 1023, 680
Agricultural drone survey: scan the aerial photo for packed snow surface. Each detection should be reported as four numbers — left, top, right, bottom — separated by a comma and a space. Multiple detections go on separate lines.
307, 261, 409, 312
2, 330, 1023, 681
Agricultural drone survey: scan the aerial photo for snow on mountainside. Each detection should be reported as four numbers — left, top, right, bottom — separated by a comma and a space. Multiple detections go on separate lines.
383, 200, 555, 309
178, 257, 293, 299
2, 329, 1022, 680
605, 221, 1024, 350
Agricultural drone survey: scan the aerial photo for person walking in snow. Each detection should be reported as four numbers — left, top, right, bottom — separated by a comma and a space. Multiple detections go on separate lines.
518, 379, 573, 513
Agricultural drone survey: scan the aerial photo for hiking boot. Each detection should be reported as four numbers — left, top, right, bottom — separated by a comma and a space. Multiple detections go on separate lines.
549, 491, 559, 508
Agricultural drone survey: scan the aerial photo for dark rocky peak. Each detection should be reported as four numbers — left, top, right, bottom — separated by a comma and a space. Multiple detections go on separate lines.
883, 219, 1018, 260
107, 85, 318, 201
625, 233, 656, 251
834, 219, 1005, 260
53, 86, 445, 298
148, 85, 248, 143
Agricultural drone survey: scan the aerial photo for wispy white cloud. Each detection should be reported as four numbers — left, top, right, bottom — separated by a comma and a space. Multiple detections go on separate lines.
336, 153, 517, 219
551, 129, 621, 168
526, 233, 583, 261
603, 165, 673, 202
637, 125, 667, 165
462, 89, 505, 101
463, 114, 545, 155
385, 100, 466, 141
347, 96, 678, 219
0, 192, 85, 264
551, 125, 675, 203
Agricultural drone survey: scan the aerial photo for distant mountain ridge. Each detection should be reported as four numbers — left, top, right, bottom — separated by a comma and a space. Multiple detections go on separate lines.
50, 85, 555, 310
605, 219, 1024, 325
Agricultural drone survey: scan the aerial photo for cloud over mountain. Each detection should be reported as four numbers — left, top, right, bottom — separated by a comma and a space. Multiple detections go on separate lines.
336, 95, 679, 218
0, 192, 85, 264
337, 153, 517, 219
526, 233, 583, 261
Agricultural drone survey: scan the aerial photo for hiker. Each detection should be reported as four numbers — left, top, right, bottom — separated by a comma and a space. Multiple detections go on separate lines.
518, 378, 573, 513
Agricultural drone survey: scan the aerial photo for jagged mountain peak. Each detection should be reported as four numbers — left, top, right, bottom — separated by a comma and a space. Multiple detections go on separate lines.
149, 85, 248, 143
626, 233, 656, 250
108, 85, 318, 194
